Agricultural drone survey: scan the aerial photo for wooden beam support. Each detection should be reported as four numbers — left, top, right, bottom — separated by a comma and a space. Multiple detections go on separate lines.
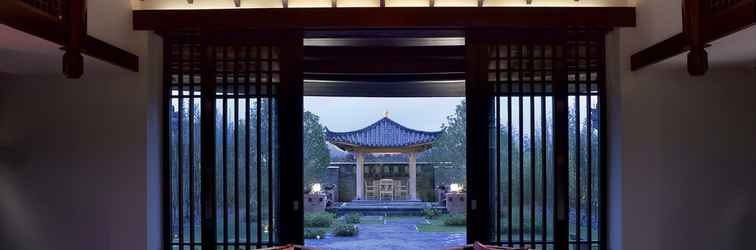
630, 33, 688, 71
83, 35, 140, 72
1, 0, 139, 73
133, 7, 635, 30
683, 0, 708, 75
63, 0, 85, 78
303, 80, 465, 97
631, 0, 754, 72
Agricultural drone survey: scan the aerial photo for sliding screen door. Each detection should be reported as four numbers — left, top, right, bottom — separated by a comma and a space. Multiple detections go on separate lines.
165, 31, 303, 250
466, 29, 606, 250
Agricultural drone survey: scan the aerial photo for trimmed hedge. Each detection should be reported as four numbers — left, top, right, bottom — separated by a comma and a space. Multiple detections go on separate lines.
304, 228, 327, 239
344, 213, 361, 224
441, 214, 466, 226
304, 212, 336, 227
332, 223, 359, 237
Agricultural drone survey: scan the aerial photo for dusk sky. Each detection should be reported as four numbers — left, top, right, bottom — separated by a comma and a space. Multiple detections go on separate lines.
304, 97, 464, 132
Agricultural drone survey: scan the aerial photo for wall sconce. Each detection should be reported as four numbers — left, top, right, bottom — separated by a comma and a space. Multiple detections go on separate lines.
450, 183, 464, 193
311, 183, 322, 194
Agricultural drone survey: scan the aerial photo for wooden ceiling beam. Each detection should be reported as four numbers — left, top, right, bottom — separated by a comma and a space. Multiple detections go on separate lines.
304, 46, 464, 58
631, 0, 754, 72
303, 80, 465, 97
304, 57, 464, 74
1, 0, 139, 74
133, 7, 635, 30
304, 73, 465, 82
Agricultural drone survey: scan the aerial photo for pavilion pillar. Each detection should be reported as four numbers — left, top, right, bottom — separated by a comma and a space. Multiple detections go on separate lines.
355, 152, 365, 200
408, 152, 418, 201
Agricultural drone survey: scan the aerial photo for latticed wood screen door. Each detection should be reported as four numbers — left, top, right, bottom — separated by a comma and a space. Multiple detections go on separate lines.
466, 29, 607, 250
164, 31, 303, 250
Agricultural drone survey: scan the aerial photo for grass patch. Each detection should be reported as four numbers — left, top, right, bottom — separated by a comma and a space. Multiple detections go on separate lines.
385, 215, 417, 221
441, 214, 466, 226
359, 217, 384, 224
416, 218, 466, 233
423, 208, 443, 219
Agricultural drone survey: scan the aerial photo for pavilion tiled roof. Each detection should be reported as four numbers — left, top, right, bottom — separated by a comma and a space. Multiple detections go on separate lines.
325, 117, 442, 149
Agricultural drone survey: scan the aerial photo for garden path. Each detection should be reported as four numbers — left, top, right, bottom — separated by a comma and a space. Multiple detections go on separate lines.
305, 216, 465, 250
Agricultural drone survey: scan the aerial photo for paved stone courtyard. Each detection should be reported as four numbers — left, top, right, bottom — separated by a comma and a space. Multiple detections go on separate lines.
305, 216, 465, 250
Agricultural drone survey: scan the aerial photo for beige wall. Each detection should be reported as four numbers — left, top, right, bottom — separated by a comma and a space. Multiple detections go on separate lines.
607, 1, 756, 250
0, 0, 163, 248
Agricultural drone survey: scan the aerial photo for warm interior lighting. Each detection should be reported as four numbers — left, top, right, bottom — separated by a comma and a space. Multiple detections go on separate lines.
289, 0, 332, 8
434, 0, 477, 7
385, 0, 430, 7
337, 0, 381, 7
303, 37, 465, 47
132, 0, 634, 9
450, 183, 463, 193
484, 0, 633, 7
311, 183, 322, 194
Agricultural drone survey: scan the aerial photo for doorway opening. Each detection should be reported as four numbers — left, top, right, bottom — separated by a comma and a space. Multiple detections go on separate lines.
299, 30, 468, 250
161, 28, 608, 250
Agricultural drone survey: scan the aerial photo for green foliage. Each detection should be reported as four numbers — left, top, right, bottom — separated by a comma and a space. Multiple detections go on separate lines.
304, 228, 327, 239
332, 223, 359, 237
426, 100, 467, 186
441, 214, 467, 226
498, 217, 544, 234
344, 213, 361, 224
303, 111, 331, 187
304, 212, 335, 227
423, 208, 443, 220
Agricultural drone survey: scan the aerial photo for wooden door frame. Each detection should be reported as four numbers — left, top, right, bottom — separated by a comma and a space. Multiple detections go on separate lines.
162, 26, 610, 249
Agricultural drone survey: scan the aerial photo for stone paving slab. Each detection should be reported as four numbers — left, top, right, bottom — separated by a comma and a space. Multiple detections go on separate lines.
305, 217, 465, 250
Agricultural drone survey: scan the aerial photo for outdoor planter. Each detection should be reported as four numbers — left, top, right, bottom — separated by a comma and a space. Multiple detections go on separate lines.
304, 193, 327, 213
446, 192, 466, 214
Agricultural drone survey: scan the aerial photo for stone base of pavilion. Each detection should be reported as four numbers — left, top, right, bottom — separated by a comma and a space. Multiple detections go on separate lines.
326, 200, 447, 216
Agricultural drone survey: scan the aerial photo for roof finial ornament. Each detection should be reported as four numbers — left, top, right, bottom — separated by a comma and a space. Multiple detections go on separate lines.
384, 109, 389, 118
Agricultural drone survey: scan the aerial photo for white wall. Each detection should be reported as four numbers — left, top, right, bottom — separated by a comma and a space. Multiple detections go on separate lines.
607, 1, 756, 250
0, 0, 164, 249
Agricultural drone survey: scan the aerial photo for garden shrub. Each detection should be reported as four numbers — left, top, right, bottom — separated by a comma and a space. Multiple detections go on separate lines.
344, 212, 361, 224
423, 208, 442, 219
304, 228, 327, 239
304, 212, 335, 227
442, 214, 466, 226
332, 223, 359, 237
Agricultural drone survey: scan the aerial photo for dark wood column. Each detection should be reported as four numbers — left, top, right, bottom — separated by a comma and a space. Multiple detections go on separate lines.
465, 30, 493, 245
278, 30, 305, 245
62, 0, 85, 78
683, 0, 709, 75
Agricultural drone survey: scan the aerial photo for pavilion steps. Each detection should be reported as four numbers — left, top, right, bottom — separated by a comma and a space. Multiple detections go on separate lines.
327, 200, 446, 216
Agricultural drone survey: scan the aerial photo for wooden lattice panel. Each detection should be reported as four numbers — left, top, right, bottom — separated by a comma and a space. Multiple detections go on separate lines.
488, 42, 559, 96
